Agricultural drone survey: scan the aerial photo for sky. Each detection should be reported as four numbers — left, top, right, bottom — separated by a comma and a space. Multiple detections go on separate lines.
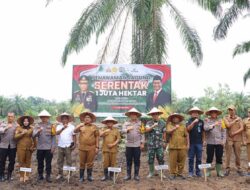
0, 0, 249, 102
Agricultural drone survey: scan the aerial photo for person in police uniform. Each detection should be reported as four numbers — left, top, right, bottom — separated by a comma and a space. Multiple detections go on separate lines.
74, 111, 99, 182
72, 75, 97, 112
99, 116, 120, 181
243, 108, 250, 176
14, 116, 36, 182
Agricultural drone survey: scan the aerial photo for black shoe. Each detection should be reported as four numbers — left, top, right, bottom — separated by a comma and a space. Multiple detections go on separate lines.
79, 169, 84, 182
177, 174, 186, 180
46, 175, 52, 183
6, 172, 12, 181
224, 169, 230, 176
134, 175, 140, 181
38, 174, 44, 181
87, 169, 93, 182
169, 175, 176, 180
101, 169, 108, 181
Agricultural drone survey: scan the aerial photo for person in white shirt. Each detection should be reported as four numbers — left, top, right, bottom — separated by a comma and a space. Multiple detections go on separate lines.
55, 112, 76, 180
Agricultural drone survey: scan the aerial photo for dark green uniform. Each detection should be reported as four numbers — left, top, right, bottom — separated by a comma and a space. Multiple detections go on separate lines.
146, 119, 166, 165
72, 91, 97, 112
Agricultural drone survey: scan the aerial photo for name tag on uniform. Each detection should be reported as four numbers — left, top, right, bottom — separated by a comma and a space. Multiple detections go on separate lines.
198, 164, 211, 169
155, 165, 168, 170
63, 166, 77, 171
108, 167, 121, 173
20, 167, 32, 173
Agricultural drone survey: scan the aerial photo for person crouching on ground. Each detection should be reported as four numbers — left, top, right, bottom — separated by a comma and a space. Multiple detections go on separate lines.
186, 107, 205, 178
55, 112, 76, 180
167, 113, 189, 180
99, 116, 120, 181
74, 112, 99, 182
145, 107, 166, 178
15, 116, 36, 182
204, 107, 226, 177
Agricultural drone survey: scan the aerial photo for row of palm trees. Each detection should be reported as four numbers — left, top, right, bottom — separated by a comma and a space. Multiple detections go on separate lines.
48, 0, 249, 83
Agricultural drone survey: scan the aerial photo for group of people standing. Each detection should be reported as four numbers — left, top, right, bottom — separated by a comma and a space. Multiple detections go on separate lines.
0, 105, 249, 184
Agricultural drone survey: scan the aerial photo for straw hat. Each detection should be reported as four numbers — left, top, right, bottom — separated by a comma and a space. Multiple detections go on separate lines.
147, 107, 163, 115
167, 113, 184, 123
38, 110, 51, 117
205, 107, 222, 116
56, 112, 74, 123
101, 116, 118, 124
227, 105, 236, 110
188, 106, 204, 115
125, 108, 142, 117
79, 111, 96, 122
17, 115, 34, 126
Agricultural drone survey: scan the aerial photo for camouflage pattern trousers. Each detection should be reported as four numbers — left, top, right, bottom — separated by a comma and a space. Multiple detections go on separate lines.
148, 147, 164, 165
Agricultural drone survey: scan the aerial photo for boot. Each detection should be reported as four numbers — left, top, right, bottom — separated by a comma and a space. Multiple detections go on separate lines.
6, 171, 12, 181
109, 171, 114, 181
205, 168, 211, 177
87, 168, 93, 182
124, 166, 131, 181
79, 169, 84, 182
147, 164, 154, 178
134, 166, 140, 181
46, 174, 52, 183
215, 164, 224, 177
0, 175, 4, 182
101, 168, 108, 181
224, 168, 230, 176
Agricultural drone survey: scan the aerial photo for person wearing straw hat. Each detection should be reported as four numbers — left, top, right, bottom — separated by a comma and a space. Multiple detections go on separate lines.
167, 113, 189, 180
186, 107, 205, 178
33, 110, 56, 182
74, 111, 99, 182
14, 115, 36, 182
204, 107, 226, 177
99, 116, 121, 181
145, 107, 166, 178
0, 112, 17, 182
55, 112, 76, 180
122, 108, 145, 181
243, 108, 250, 176
224, 105, 244, 176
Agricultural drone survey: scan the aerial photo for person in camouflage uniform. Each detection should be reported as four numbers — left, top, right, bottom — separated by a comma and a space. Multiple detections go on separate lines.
145, 107, 166, 178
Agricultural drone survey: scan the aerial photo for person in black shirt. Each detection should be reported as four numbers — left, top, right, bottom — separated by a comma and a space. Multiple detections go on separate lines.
186, 107, 205, 177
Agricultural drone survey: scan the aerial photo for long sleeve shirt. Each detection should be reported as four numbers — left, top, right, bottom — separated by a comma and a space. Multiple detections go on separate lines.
122, 120, 145, 147
0, 122, 17, 149
204, 118, 226, 145
33, 122, 56, 150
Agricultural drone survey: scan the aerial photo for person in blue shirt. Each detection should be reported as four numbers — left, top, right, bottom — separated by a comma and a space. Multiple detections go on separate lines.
186, 107, 205, 177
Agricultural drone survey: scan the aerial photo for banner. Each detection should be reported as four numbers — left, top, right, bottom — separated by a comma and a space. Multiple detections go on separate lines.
72, 64, 171, 117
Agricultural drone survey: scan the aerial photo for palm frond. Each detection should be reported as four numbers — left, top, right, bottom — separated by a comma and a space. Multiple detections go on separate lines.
233, 40, 250, 57
214, 3, 242, 40
61, 0, 129, 66
166, 0, 203, 66
243, 68, 250, 85
189, 0, 223, 17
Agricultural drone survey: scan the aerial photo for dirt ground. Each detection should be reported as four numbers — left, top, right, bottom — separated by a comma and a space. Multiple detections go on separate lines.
1, 146, 250, 190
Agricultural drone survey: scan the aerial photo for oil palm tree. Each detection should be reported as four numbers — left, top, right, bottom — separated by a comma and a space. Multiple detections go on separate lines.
193, 0, 250, 84
60, 0, 203, 66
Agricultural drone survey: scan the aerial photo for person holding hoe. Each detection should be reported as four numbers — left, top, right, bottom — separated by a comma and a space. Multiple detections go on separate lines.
99, 116, 121, 181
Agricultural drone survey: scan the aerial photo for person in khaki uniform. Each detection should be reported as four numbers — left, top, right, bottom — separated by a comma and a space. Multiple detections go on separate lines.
14, 116, 36, 182
224, 105, 244, 176
243, 108, 250, 176
74, 112, 99, 182
167, 113, 189, 180
99, 116, 120, 181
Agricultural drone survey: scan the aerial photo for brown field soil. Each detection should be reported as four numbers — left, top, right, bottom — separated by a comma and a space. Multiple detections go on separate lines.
1, 146, 250, 190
